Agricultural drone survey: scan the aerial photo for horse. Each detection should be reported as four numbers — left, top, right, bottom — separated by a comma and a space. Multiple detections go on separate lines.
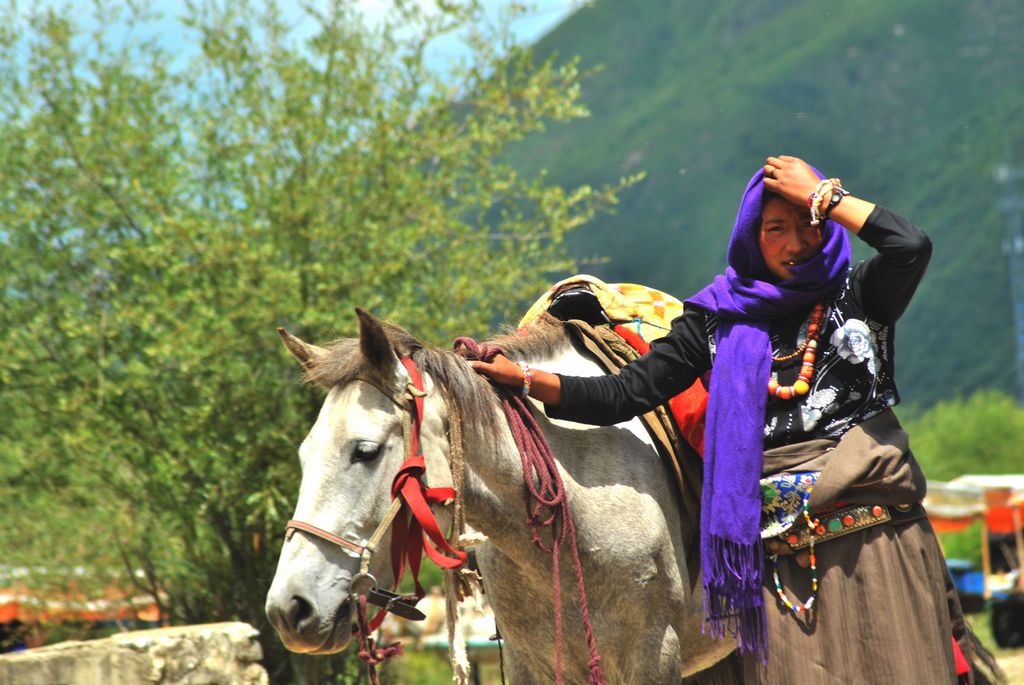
264, 308, 741, 684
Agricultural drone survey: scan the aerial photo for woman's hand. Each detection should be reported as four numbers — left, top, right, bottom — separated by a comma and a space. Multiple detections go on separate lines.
763, 154, 874, 234
469, 354, 524, 389
762, 155, 820, 206
469, 353, 563, 405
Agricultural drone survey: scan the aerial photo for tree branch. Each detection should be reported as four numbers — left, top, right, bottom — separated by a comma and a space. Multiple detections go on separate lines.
40, 89, 145, 239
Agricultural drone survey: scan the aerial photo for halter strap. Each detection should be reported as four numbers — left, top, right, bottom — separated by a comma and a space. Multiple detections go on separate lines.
285, 520, 366, 556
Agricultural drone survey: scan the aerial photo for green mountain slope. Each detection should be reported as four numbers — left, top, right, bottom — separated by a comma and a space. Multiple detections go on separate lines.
509, 0, 1024, 407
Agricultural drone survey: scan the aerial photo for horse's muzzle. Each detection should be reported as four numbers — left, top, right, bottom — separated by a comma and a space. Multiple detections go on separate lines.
265, 589, 355, 654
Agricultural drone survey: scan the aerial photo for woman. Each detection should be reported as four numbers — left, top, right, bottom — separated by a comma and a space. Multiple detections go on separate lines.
472, 155, 971, 683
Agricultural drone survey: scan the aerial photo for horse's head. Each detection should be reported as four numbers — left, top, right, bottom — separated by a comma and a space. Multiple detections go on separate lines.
264, 309, 455, 654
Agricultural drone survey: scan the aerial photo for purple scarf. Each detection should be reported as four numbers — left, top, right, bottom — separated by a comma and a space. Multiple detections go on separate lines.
686, 168, 850, 659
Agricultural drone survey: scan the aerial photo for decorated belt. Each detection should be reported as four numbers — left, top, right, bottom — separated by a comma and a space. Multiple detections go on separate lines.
774, 502, 925, 552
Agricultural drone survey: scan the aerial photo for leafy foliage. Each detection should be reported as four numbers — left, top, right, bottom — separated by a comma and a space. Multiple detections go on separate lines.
902, 390, 1024, 481
0, 1, 634, 680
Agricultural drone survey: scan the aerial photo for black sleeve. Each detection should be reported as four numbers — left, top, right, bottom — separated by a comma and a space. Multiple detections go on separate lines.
545, 306, 712, 426
852, 205, 933, 324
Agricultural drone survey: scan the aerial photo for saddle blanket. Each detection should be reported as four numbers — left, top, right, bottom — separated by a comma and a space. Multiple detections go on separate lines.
518, 274, 708, 456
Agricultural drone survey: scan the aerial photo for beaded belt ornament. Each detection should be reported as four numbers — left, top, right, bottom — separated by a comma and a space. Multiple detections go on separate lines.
778, 502, 893, 551
761, 471, 920, 615
760, 472, 822, 614
761, 471, 913, 551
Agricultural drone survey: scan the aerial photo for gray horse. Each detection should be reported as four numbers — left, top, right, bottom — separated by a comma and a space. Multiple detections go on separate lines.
265, 309, 740, 684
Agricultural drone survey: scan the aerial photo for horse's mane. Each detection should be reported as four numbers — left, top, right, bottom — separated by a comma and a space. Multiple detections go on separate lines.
302, 313, 575, 455
483, 312, 575, 361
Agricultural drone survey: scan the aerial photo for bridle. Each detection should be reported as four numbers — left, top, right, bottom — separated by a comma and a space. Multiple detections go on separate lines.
284, 356, 467, 627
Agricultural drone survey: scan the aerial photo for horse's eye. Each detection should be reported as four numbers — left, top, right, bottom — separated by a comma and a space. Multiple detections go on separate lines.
351, 440, 382, 463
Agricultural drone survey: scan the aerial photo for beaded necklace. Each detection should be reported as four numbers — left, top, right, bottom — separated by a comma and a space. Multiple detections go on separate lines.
767, 302, 825, 400
771, 487, 820, 614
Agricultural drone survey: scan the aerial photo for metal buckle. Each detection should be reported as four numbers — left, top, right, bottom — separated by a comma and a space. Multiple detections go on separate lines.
350, 573, 377, 598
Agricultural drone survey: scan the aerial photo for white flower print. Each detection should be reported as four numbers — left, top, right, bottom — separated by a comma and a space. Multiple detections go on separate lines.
800, 406, 821, 432
800, 386, 839, 431
830, 319, 877, 373
806, 387, 839, 410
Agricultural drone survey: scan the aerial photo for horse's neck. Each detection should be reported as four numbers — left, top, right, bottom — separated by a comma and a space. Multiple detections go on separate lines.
455, 342, 717, 682
460, 343, 660, 553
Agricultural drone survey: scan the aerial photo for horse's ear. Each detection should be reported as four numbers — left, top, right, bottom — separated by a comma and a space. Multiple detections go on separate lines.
355, 307, 397, 372
277, 328, 327, 369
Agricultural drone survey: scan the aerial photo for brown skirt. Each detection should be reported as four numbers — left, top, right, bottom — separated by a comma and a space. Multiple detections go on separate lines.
743, 516, 959, 684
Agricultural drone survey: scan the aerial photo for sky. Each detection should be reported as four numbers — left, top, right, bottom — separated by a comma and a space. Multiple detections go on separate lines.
31, 1, 580, 71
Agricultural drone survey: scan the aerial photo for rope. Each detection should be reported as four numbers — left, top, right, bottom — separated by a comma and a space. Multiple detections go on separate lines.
355, 595, 404, 685
443, 397, 472, 685
453, 337, 605, 685
443, 569, 472, 685
447, 398, 468, 570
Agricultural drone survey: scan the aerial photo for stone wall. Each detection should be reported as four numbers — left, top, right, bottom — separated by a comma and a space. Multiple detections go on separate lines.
0, 622, 268, 685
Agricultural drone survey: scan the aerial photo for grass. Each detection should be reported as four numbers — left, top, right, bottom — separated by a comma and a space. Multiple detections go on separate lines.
968, 608, 1024, 683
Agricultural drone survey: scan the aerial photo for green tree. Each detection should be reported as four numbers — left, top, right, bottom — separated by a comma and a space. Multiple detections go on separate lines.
0, 1, 634, 680
903, 390, 1024, 481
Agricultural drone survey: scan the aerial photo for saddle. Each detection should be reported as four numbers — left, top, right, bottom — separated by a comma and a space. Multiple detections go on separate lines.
518, 275, 708, 544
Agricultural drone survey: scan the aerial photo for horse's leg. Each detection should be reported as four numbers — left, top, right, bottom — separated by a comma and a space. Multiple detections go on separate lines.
679, 650, 744, 685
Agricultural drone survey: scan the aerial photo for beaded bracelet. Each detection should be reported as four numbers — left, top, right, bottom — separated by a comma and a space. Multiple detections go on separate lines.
807, 178, 846, 225
808, 179, 834, 225
817, 178, 842, 211
516, 361, 532, 399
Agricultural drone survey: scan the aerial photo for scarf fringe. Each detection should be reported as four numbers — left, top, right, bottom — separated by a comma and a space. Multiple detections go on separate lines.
702, 534, 768, 661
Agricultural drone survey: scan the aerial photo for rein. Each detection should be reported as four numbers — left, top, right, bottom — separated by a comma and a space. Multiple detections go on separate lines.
454, 337, 606, 685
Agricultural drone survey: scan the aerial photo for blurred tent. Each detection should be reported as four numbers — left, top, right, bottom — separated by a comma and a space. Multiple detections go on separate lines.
925, 476, 1024, 598
952, 475, 1024, 536
0, 567, 163, 646
0, 586, 161, 624
926, 475, 1024, 534
925, 479, 988, 534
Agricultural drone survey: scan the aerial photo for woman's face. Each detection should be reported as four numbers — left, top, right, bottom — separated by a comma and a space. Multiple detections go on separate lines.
759, 194, 823, 281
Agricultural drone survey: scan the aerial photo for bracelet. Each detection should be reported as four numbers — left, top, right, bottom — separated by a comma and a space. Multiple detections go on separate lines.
808, 192, 822, 225
516, 361, 532, 399
809, 178, 844, 225
809, 179, 833, 225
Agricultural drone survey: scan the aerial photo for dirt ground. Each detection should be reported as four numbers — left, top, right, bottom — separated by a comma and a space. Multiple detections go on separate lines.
996, 650, 1024, 683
